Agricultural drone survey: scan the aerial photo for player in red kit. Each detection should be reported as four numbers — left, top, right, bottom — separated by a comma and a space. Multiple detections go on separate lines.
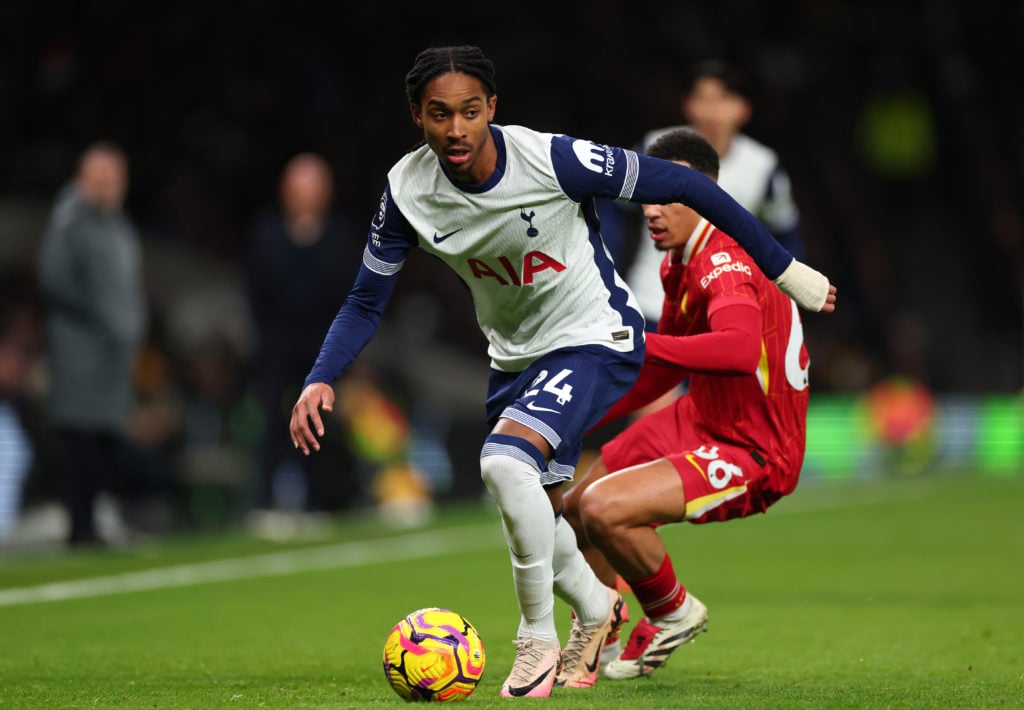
562, 127, 820, 680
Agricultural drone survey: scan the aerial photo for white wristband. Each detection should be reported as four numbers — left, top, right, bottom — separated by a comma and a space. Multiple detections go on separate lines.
773, 259, 830, 312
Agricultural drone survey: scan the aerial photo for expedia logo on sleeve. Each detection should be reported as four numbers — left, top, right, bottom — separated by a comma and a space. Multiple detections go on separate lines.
710, 252, 732, 266
572, 140, 615, 176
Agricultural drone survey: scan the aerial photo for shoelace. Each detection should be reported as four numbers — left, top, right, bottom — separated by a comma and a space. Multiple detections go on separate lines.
560, 617, 591, 670
508, 639, 552, 680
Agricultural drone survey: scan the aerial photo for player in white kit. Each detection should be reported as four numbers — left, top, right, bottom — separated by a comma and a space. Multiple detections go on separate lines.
289, 46, 835, 698
627, 59, 805, 328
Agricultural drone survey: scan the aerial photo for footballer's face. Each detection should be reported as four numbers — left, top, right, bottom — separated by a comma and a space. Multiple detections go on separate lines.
682, 77, 750, 153
642, 161, 704, 254
411, 72, 497, 185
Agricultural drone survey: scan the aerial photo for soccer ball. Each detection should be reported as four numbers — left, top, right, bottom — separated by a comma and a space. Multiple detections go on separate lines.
382, 607, 486, 702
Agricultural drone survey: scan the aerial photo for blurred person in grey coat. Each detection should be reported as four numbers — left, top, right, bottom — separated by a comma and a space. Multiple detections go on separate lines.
38, 141, 148, 546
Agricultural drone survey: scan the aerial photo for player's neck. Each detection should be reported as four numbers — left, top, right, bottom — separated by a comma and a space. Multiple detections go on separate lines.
712, 135, 734, 159
457, 131, 499, 186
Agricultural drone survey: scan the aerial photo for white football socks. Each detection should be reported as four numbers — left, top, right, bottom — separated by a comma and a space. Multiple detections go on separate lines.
480, 453, 558, 642
552, 515, 610, 626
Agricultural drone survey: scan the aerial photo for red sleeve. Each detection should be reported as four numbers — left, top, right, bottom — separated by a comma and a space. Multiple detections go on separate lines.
645, 298, 763, 375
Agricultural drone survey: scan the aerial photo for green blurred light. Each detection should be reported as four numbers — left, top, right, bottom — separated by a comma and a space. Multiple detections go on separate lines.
804, 395, 866, 479
977, 396, 1024, 477
804, 394, 1023, 480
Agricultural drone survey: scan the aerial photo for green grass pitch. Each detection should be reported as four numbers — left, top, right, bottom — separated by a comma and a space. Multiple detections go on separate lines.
0, 474, 1021, 708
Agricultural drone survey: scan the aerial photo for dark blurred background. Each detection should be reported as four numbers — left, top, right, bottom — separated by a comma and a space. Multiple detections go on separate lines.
0, 0, 1021, 543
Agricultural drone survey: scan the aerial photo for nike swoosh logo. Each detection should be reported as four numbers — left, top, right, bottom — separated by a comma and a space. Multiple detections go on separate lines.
526, 402, 559, 414
432, 228, 462, 244
507, 665, 555, 697
584, 645, 602, 674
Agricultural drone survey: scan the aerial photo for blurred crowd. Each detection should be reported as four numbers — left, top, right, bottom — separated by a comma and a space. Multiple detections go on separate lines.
0, 1, 1021, 546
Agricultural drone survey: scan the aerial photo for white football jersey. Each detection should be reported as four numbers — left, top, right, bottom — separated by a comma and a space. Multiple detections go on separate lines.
304, 123, 798, 386
381, 125, 644, 372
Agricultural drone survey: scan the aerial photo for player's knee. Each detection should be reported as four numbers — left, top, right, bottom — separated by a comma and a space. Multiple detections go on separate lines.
478, 454, 513, 497
479, 433, 546, 496
577, 481, 618, 542
563, 456, 606, 533
561, 484, 583, 532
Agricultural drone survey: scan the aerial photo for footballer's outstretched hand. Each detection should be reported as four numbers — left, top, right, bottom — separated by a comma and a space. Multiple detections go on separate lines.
822, 284, 837, 313
290, 382, 334, 455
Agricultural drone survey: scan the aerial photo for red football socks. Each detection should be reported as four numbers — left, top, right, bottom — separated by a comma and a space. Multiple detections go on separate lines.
629, 554, 686, 620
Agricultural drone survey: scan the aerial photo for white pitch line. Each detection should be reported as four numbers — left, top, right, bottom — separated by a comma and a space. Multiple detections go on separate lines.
0, 522, 502, 608
0, 482, 944, 609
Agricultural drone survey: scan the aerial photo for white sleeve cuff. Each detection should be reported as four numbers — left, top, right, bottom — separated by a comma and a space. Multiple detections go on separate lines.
773, 259, 830, 312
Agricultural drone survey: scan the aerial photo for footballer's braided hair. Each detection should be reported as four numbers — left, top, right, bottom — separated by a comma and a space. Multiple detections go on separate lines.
646, 128, 720, 180
405, 46, 498, 106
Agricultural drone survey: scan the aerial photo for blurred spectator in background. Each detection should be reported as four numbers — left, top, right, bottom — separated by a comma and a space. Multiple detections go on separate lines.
622, 59, 806, 331
0, 269, 48, 540
37, 142, 150, 547
243, 152, 363, 520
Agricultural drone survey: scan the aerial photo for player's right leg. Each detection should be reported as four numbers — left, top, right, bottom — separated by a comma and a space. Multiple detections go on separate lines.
480, 422, 562, 698
578, 458, 707, 679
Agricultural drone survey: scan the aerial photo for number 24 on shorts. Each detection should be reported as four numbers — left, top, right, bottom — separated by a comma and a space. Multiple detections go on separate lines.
525, 368, 574, 406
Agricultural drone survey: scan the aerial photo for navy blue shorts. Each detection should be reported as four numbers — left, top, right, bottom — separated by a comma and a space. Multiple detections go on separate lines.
485, 344, 643, 485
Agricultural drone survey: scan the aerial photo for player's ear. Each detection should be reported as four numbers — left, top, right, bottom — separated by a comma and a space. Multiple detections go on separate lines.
410, 102, 424, 128
681, 95, 695, 121
486, 94, 497, 122
736, 96, 752, 124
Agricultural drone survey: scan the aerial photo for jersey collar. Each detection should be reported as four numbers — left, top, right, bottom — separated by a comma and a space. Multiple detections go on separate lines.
679, 218, 715, 264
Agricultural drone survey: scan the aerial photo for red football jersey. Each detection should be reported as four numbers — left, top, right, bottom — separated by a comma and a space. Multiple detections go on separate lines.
655, 219, 810, 473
